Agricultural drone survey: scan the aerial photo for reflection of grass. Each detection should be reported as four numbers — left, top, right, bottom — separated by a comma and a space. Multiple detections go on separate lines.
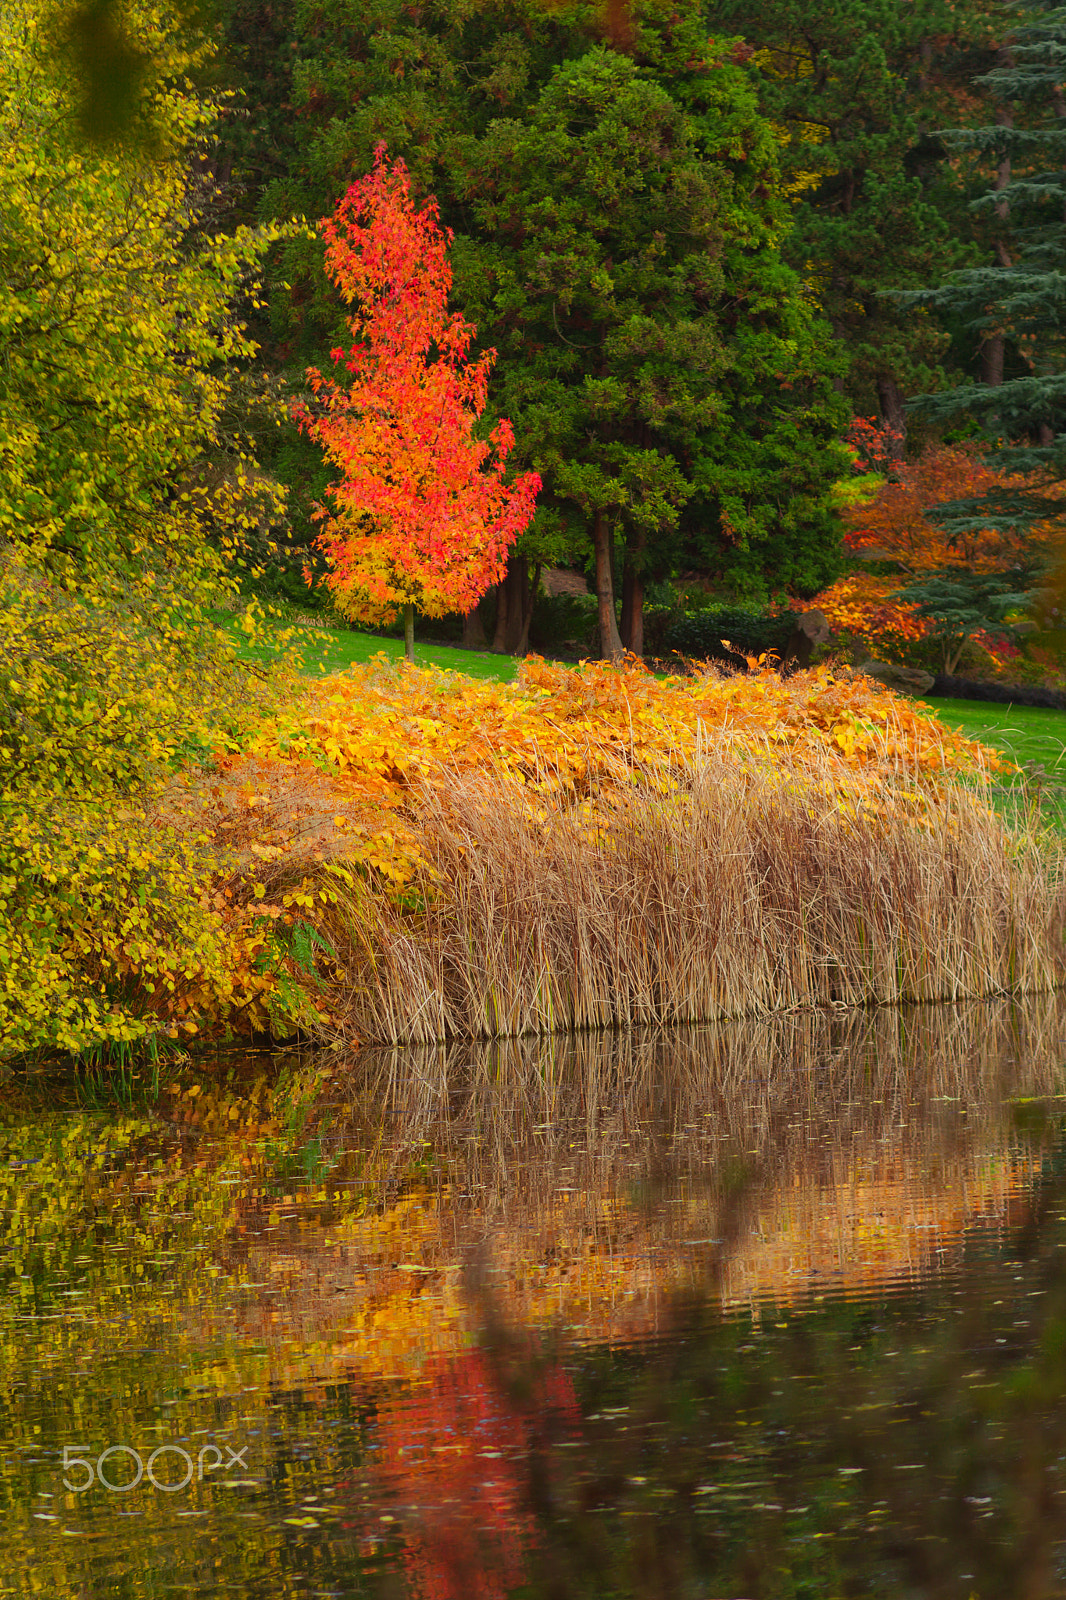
206, 1000, 1066, 1381
337, 1014, 1066, 1600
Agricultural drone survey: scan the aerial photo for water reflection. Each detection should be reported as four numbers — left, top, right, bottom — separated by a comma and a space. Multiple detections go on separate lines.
2, 998, 1066, 1596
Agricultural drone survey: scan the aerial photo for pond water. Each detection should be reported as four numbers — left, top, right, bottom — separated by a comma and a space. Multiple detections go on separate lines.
6, 1000, 1066, 1598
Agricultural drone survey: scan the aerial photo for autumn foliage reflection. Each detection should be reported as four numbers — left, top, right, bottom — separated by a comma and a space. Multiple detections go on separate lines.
349, 1348, 578, 1600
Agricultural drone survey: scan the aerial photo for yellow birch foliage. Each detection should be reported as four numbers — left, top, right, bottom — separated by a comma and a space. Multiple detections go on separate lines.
0, 0, 289, 567
0, 1, 296, 1062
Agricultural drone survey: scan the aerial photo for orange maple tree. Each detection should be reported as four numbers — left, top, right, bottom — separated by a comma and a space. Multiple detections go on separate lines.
813, 438, 1044, 668
841, 441, 1034, 574
297, 146, 541, 657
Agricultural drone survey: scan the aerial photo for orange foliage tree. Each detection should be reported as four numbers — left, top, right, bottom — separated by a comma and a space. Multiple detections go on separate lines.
842, 441, 1033, 574
296, 146, 540, 659
812, 438, 1044, 671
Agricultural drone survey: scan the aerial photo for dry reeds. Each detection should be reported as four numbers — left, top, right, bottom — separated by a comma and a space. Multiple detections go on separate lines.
318, 742, 1066, 1046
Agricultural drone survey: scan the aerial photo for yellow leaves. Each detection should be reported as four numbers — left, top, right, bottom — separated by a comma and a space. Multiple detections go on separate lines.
0, 578, 287, 1056
249, 840, 284, 859
241, 656, 999, 911
8, 619, 1005, 1059
0, 0, 312, 1059
282, 891, 315, 910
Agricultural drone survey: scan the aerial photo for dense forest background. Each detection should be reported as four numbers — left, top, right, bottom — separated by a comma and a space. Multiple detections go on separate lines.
178, 0, 1063, 656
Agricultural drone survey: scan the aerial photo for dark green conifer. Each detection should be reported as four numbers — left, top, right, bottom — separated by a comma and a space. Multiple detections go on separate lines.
900, 4, 1066, 548
706, 0, 996, 435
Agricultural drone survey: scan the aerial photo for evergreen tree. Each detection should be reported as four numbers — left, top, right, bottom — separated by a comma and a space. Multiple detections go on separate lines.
899, 3, 1066, 552
461, 46, 847, 651
706, 0, 998, 436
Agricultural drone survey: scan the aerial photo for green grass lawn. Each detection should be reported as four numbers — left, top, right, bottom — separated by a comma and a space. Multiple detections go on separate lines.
925, 696, 1066, 831
924, 696, 1066, 774
240, 618, 519, 682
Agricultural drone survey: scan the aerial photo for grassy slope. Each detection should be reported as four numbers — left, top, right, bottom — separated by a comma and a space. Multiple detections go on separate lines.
925, 697, 1066, 775
242, 620, 519, 683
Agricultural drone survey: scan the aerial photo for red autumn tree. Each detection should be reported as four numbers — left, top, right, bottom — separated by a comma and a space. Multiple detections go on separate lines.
812, 437, 1052, 670
841, 440, 1036, 575
297, 146, 540, 660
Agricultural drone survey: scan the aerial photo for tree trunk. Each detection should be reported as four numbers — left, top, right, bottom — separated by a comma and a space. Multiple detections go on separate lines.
505, 557, 529, 654
620, 535, 645, 657
982, 105, 1013, 388
490, 572, 510, 653
491, 555, 531, 655
982, 333, 1005, 387
461, 598, 488, 650
876, 376, 907, 454
841, 167, 855, 215
593, 511, 624, 661
515, 562, 541, 657
403, 602, 415, 662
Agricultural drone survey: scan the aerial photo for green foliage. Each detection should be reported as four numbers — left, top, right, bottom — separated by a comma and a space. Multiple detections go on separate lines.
461, 43, 848, 606
707, 0, 993, 424
247, 426, 336, 610
899, 5, 1066, 542
0, 0, 297, 1062
0, 1, 290, 576
1, 554, 253, 1061
894, 569, 1038, 673
664, 606, 800, 663
528, 590, 598, 656
253, 916, 339, 1031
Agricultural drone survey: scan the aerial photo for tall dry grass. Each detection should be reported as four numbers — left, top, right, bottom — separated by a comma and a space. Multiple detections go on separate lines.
318, 741, 1066, 1046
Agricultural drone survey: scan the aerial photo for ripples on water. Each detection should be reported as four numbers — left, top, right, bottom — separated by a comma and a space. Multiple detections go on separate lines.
3, 999, 1066, 1597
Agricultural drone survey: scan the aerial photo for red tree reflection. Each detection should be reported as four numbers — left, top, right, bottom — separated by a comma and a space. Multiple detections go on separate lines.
352, 1347, 579, 1600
